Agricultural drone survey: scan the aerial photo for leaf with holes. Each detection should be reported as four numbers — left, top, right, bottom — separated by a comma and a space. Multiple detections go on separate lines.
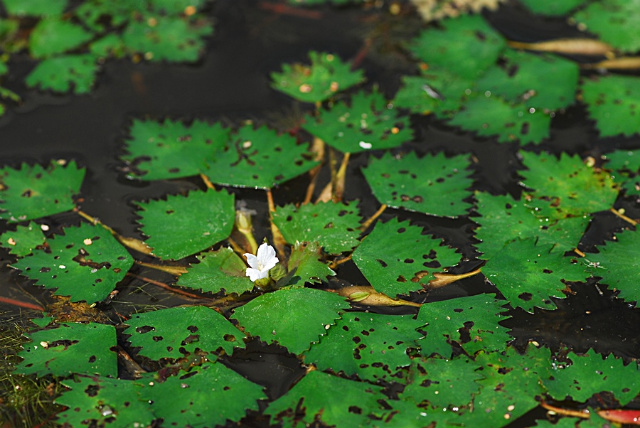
542, 349, 640, 405
144, 362, 266, 427
3, 0, 67, 16
572, 0, 640, 53
12, 222, 133, 303
271, 51, 364, 103
135, 188, 234, 260
176, 247, 255, 295
272, 200, 362, 254
0, 221, 45, 257
124, 306, 245, 361
362, 151, 473, 217
302, 87, 412, 153
122, 119, 230, 180
520, 0, 586, 15
409, 15, 506, 80
603, 149, 640, 196
582, 75, 640, 137
474, 192, 590, 260
29, 18, 93, 58
448, 95, 551, 144
231, 287, 348, 355
16, 322, 117, 377
122, 14, 212, 62
585, 229, 640, 304
203, 123, 317, 189
265, 370, 386, 428
286, 242, 336, 287
415, 294, 511, 357
75, 0, 136, 32
304, 311, 424, 382
56, 376, 154, 428
483, 238, 588, 312
352, 218, 461, 297
520, 151, 619, 218
25, 54, 98, 93
0, 160, 85, 223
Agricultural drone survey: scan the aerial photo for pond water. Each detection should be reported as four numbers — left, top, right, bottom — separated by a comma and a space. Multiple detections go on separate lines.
1, 1, 640, 427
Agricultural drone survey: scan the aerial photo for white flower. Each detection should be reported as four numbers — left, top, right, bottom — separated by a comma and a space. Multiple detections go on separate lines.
244, 243, 279, 282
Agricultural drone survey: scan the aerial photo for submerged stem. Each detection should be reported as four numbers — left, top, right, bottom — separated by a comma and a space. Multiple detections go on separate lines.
360, 204, 387, 231
303, 137, 326, 205
135, 261, 188, 276
125, 273, 207, 300
609, 207, 638, 226
266, 189, 287, 261
428, 268, 482, 288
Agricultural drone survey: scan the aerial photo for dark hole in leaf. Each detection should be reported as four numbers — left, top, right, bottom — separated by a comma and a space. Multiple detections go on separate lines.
397, 275, 406, 282
342, 326, 349, 331
521, 121, 530, 135
324, 222, 334, 229
542, 269, 553, 274
224, 334, 236, 342
136, 325, 154, 334
181, 334, 200, 345
474, 30, 486, 41
519, 292, 533, 301
88, 355, 96, 363
376, 259, 388, 268
180, 371, 198, 380
166, 346, 173, 352
404, 258, 414, 264
49, 339, 78, 349
187, 325, 198, 333
352, 336, 361, 344
40, 267, 50, 273
84, 384, 100, 397
168, 168, 180, 173
153, 336, 163, 342
361, 330, 370, 336
166, 210, 174, 214
21, 190, 32, 197
349, 406, 363, 414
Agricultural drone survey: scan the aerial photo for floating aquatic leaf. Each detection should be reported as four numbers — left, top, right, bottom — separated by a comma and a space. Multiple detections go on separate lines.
74, 0, 135, 32
122, 119, 230, 180
149, 0, 208, 14
124, 306, 245, 361
144, 362, 266, 427
519, 0, 586, 15
448, 95, 551, 144
135, 188, 235, 260
265, 370, 386, 428
286, 241, 336, 286
409, 15, 506, 80
520, 151, 619, 218
203, 123, 317, 189
56, 376, 153, 428
416, 294, 511, 357
303, 87, 412, 153
231, 287, 349, 355
29, 18, 93, 58
352, 217, 461, 297
572, 0, 640, 53
483, 238, 588, 312
362, 151, 473, 217
0, 221, 45, 257
304, 311, 424, 381
272, 200, 362, 254
585, 229, 640, 304
0, 160, 85, 223
176, 247, 255, 295
12, 222, 133, 303
16, 322, 117, 377
543, 349, 640, 405
581, 75, 640, 137
271, 51, 364, 103
25, 54, 98, 93
603, 149, 640, 196
392, 70, 471, 116
2, 0, 67, 16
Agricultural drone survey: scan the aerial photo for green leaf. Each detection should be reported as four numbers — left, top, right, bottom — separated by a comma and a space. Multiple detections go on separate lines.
543, 349, 640, 405
12, 222, 134, 303
16, 322, 117, 377
124, 306, 245, 361
135, 188, 235, 260
29, 18, 93, 58
122, 15, 212, 62
149, 0, 207, 14
271, 51, 365, 103
25, 54, 98, 93
582, 75, 640, 137
302, 87, 412, 153
448, 96, 551, 144
2, 0, 67, 16
56, 376, 154, 428
231, 287, 349, 355
604, 149, 640, 196
203, 123, 317, 189
519, 0, 586, 15
409, 15, 506, 80
0, 160, 85, 222
416, 294, 511, 357
484, 238, 588, 312
144, 362, 266, 427
477, 49, 579, 111
362, 151, 473, 217
75, 0, 136, 32
0, 221, 45, 257
572, 0, 640, 53
520, 151, 619, 218
122, 119, 230, 180
265, 370, 386, 428
304, 311, 424, 382
176, 247, 255, 295
352, 218, 461, 297
585, 229, 640, 304
272, 200, 362, 254
286, 242, 336, 286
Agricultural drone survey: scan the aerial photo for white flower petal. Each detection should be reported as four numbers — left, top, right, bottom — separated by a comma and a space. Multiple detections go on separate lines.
244, 253, 259, 269
246, 267, 267, 282
244, 243, 279, 283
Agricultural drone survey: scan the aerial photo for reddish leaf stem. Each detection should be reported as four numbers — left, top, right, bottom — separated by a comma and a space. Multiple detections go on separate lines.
0, 296, 44, 311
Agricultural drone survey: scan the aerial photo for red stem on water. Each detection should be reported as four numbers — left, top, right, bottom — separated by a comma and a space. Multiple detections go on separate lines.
0, 296, 44, 311
258, 2, 323, 19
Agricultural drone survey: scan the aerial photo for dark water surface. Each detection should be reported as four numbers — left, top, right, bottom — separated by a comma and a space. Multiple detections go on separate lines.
1, 1, 640, 426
